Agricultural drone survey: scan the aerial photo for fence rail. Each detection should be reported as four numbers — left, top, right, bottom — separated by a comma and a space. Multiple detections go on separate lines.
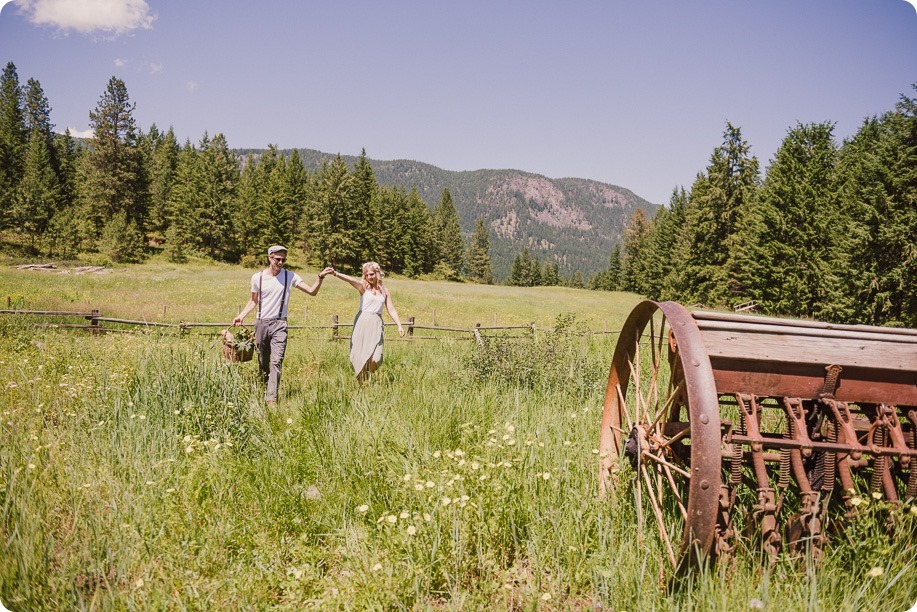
1, 307, 598, 341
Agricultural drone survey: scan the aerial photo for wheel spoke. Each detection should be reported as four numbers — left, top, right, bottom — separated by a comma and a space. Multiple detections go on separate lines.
640, 463, 678, 568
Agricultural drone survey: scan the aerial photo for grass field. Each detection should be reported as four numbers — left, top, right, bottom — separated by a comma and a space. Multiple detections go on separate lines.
1, 260, 915, 610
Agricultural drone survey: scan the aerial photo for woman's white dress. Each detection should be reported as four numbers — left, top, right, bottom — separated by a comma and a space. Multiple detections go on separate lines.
350, 289, 386, 376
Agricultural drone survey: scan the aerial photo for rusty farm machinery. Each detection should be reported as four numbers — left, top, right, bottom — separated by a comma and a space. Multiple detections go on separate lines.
599, 300, 917, 576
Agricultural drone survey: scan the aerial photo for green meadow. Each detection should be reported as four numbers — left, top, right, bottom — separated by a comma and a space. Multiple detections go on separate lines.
1, 260, 914, 610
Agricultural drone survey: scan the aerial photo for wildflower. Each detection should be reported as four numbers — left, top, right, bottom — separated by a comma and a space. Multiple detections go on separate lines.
425, 481, 435, 488
423, 513, 432, 522
749, 599, 764, 610
433, 451, 441, 458
866, 567, 884, 578
592, 448, 600, 455
414, 483, 424, 491
563, 440, 572, 447
542, 472, 551, 480
454, 448, 465, 457
135, 578, 144, 588
138, 415, 145, 420
146, 480, 155, 485
502, 434, 511, 441
849, 497, 863, 507
910, 506, 917, 516
174, 410, 180, 415
27, 463, 35, 470
541, 593, 552, 601
165, 488, 175, 493
505, 423, 515, 433
403, 474, 412, 482
399, 511, 410, 519
372, 563, 382, 572
286, 418, 293, 425
406, 525, 417, 536
470, 462, 480, 470
441, 496, 452, 506
357, 505, 369, 513
386, 515, 397, 524
871, 491, 882, 500
505, 439, 516, 446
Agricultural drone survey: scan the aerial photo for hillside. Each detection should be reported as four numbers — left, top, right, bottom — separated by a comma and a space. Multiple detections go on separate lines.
238, 148, 660, 278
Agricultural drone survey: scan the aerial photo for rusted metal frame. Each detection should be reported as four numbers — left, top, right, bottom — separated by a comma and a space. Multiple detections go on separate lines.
779, 398, 823, 555
736, 394, 781, 559
725, 433, 917, 458
908, 410, 917, 499
866, 404, 908, 503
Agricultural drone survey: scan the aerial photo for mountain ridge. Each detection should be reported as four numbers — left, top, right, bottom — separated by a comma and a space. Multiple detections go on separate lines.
237, 147, 660, 278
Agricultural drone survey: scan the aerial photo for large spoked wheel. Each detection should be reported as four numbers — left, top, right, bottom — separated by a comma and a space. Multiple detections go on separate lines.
599, 301, 722, 575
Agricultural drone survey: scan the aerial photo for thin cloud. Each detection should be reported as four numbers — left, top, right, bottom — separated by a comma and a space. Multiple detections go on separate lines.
148, 62, 163, 74
186, 80, 198, 93
14, 0, 156, 36
114, 58, 127, 67
61, 127, 94, 138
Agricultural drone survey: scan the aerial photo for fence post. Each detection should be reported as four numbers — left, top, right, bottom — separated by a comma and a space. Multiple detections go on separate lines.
331, 314, 339, 341
530, 322, 536, 336
474, 322, 483, 347
89, 309, 100, 333
407, 316, 415, 339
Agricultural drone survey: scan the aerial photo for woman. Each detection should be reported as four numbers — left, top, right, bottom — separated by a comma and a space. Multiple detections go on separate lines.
329, 262, 405, 381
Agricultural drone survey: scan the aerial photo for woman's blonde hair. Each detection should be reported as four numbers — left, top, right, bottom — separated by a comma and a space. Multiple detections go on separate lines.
361, 261, 384, 281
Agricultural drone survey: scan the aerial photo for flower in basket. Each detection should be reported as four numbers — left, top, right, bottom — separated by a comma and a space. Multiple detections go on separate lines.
223, 326, 255, 352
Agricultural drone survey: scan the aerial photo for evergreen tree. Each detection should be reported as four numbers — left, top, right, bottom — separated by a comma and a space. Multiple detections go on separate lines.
836, 88, 917, 326
644, 187, 689, 300
15, 123, 59, 249
433, 187, 464, 277
590, 243, 623, 291
670, 123, 760, 307
541, 259, 560, 286
0, 62, 27, 230
79, 76, 149, 249
52, 129, 80, 211
351, 149, 377, 263
234, 151, 268, 258
98, 209, 145, 263
372, 184, 406, 272
465, 217, 493, 284
306, 155, 359, 268
738, 122, 852, 321
141, 124, 179, 235
620, 208, 653, 294
399, 187, 436, 276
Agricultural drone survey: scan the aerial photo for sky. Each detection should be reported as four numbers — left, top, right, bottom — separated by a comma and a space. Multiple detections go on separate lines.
0, 0, 915, 204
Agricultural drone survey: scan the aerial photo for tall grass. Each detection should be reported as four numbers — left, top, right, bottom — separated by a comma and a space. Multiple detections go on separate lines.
0, 265, 915, 609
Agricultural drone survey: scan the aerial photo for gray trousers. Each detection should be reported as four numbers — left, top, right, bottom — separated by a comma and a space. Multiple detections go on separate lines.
255, 319, 288, 402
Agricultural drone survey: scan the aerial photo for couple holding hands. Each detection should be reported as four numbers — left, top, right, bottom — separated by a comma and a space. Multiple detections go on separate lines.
232, 245, 405, 405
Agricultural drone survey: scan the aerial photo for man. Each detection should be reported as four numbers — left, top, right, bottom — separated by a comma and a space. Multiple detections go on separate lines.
233, 245, 333, 406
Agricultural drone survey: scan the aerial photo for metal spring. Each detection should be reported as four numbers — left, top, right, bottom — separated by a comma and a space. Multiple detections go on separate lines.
870, 426, 886, 494
821, 420, 837, 493
731, 409, 745, 485
778, 408, 792, 489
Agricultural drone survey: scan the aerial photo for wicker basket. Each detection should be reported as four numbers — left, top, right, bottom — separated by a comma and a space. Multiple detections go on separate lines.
221, 327, 254, 363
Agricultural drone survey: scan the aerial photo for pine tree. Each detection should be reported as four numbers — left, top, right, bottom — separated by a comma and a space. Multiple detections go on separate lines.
836, 87, 917, 326
541, 259, 560, 286
738, 122, 851, 321
79, 76, 149, 249
307, 155, 359, 268
644, 187, 688, 300
433, 187, 464, 277
670, 123, 760, 307
0, 62, 27, 230
141, 124, 179, 235
399, 187, 436, 276
620, 208, 653, 295
465, 217, 493, 284
15, 124, 59, 249
351, 149, 377, 263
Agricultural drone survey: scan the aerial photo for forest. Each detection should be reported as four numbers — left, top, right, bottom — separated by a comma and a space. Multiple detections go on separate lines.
0, 60, 913, 326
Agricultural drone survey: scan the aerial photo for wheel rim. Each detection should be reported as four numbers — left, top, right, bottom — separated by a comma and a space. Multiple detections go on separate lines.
600, 301, 722, 572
